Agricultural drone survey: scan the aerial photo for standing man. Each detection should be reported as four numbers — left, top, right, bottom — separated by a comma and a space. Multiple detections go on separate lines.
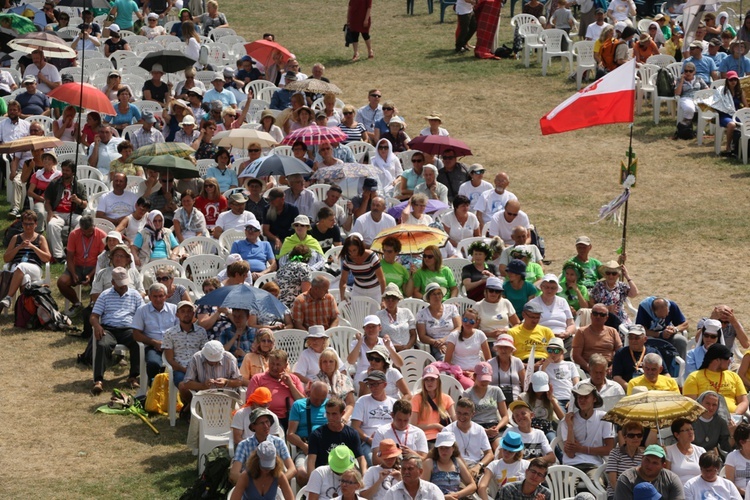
132, 283, 179, 383
352, 196, 396, 248
475, 172, 517, 225
96, 173, 138, 226
436, 148, 470, 203
23, 49, 61, 94
614, 445, 685, 499
44, 160, 88, 262
356, 89, 383, 138
2, 100, 31, 218
57, 215, 106, 317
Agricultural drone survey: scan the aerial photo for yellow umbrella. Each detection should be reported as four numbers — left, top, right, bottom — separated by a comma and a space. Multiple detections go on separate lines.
603, 390, 705, 430
370, 224, 448, 255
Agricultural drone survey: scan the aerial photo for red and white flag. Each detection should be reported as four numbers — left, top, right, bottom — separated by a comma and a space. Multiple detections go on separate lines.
539, 59, 636, 136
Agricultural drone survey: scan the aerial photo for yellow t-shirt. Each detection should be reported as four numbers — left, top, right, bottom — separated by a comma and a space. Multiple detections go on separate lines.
626, 374, 680, 395
508, 324, 554, 361
683, 369, 747, 413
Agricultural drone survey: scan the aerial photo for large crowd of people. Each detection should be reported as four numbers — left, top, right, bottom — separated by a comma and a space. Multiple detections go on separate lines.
2, 0, 750, 499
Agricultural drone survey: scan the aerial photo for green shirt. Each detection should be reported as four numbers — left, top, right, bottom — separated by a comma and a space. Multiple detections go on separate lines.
571, 256, 602, 290
413, 266, 457, 301
278, 234, 324, 258
524, 262, 544, 284
381, 260, 410, 293
557, 284, 590, 311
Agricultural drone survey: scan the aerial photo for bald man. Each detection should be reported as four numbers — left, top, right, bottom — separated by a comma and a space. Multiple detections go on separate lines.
287, 381, 330, 485
498, 226, 542, 276
475, 172, 518, 225
487, 199, 531, 246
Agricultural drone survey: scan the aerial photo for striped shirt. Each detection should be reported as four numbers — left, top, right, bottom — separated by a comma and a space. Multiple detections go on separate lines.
605, 446, 643, 496
342, 251, 382, 289
338, 122, 367, 144
183, 350, 240, 386
91, 286, 144, 328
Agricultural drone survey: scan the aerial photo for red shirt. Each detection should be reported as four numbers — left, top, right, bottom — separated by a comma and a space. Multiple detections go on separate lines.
247, 371, 304, 418
56, 182, 73, 214
195, 195, 228, 227
68, 227, 107, 267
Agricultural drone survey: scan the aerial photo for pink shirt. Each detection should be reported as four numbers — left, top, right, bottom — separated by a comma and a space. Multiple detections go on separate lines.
247, 371, 305, 418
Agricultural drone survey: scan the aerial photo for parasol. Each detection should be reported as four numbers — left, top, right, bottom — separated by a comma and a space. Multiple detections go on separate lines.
130, 142, 196, 161
310, 162, 391, 199
280, 124, 348, 146
371, 224, 449, 254
211, 128, 278, 149
8, 31, 76, 58
47, 82, 116, 115
408, 135, 472, 156
132, 155, 200, 179
243, 39, 292, 65
0, 13, 37, 34
238, 155, 312, 178
138, 50, 199, 74
283, 79, 342, 95
196, 283, 288, 320
0, 135, 61, 153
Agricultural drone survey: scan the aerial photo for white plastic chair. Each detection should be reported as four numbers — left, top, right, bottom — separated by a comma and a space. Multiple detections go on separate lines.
442, 258, 470, 296
94, 218, 116, 233
85, 191, 107, 215
253, 272, 277, 289
162, 352, 179, 426
732, 108, 750, 163
444, 296, 477, 316
245, 80, 276, 100
256, 87, 278, 103
271, 145, 294, 157
652, 63, 682, 125
209, 27, 237, 40
196, 159, 217, 177
439, 373, 465, 403
455, 237, 489, 258
646, 54, 676, 68
539, 29, 573, 76
122, 124, 142, 142
636, 64, 659, 114
519, 23, 545, 68
400, 349, 437, 389
222, 187, 245, 199
175, 236, 224, 258
325, 326, 361, 364
191, 390, 238, 473
244, 99, 270, 124
340, 296, 380, 328
24, 115, 54, 135
77, 179, 110, 200
545, 465, 607, 500
307, 183, 331, 203
76, 165, 105, 181
55, 141, 85, 156
182, 255, 226, 289
173, 277, 204, 301
218, 229, 245, 255
346, 141, 376, 163
510, 13, 539, 27
153, 34, 181, 47
693, 88, 719, 147
132, 100, 163, 116
273, 329, 308, 368
140, 259, 185, 281
400, 298, 428, 318
311, 96, 346, 111
571, 41, 596, 90
109, 50, 139, 70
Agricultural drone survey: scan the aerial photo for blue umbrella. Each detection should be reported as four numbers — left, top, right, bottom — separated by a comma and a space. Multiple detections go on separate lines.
238, 155, 312, 179
196, 284, 288, 320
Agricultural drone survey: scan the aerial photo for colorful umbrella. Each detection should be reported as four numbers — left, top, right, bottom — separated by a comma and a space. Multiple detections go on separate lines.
139, 50, 199, 74
0, 13, 37, 34
196, 283, 288, 320
243, 39, 292, 66
603, 391, 706, 430
47, 82, 116, 116
280, 124, 348, 146
238, 155, 311, 178
211, 128, 278, 149
387, 199, 449, 220
0, 135, 62, 154
371, 224, 449, 254
130, 142, 196, 161
408, 135, 472, 156
132, 155, 200, 179
8, 31, 76, 58
284, 79, 342, 95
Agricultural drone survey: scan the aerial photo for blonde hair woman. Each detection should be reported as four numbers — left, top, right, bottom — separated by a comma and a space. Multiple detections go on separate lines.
240, 328, 275, 379
314, 348, 356, 421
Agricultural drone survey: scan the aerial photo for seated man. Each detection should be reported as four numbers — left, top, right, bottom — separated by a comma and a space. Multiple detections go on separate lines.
686, 318, 723, 375
57, 215, 107, 317
17, 76, 50, 118
458, 163, 493, 211
312, 185, 351, 230
443, 398, 494, 481
307, 397, 367, 472
351, 370, 397, 466
96, 173, 139, 226
129, 111, 165, 150
351, 196, 396, 248
567, 235, 603, 289
385, 454, 447, 499
269, 72, 298, 110
262, 188, 299, 253
497, 457, 552, 500
612, 325, 667, 391
558, 383, 615, 477
614, 444, 685, 499
229, 220, 276, 282
413, 164, 448, 204
475, 172, 517, 226
284, 174, 316, 219
579, 354, 625, 398
132, 283, 179, 383
247, 349, 305, 429
684, 451, 742, 499
636, 295, 689, 361
213, 192, 258, 239
684, 343, 748, 415
506, 400, 556, 464
229, 408, 296, 485
488, 199, 530, 246
291, 275, 340, 330
89, 267, 145, 395
497, 226, 541, 276
371, 399, 428, 466
436, 148, 470, 203
572, 303, 623, 373
709, 305, 749, 351
178, 340, 242, 408
162, 301, 208, 388
627, 353, 680, 394
287, 381, 329, 486
508, 302, 555, 363
44, 160, 88, 262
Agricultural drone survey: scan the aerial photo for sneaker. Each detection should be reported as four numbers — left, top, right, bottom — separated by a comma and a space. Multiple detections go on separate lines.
66, 303, 83, 318
9, 208, 19, 218
0, 295, 11, 310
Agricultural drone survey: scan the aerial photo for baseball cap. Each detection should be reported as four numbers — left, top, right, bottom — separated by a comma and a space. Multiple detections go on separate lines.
643, 444, 667, 459
257, 440, 277, 469
151, 63, 164, 73
486, 276, 504, 291
177, 300, 195, 311
363, 315, 381, 327
523, 302, 543, 314
435, 430, 456, 448
22, 75, 36, 85
474, 362, 493, 382
509, 400, 531, 412
547, 337, 566, 353
531, 371, 550, 392
422, 364, 439, 379
111, 266, 130, 286
575, 236, 591, 246
364, 370, 387, 383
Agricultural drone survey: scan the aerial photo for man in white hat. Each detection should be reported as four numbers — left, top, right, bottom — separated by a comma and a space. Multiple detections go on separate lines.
163, 301, 208, 388
457, 163, 493, 211
174, 115, 199, 146
567, 236, 603, 289
129, 110, 165, 151
179, 339, 243, 408
213, 192, 258, 239
204, 71, 237, 109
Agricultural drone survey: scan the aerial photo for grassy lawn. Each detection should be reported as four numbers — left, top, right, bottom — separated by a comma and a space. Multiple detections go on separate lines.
2, 0, 750, 497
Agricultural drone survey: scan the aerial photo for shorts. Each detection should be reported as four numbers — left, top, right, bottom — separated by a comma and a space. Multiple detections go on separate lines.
10, 262, 42, 286
64, 265, 95, 283
294, 451, 307, 470
345, 28, 370, 46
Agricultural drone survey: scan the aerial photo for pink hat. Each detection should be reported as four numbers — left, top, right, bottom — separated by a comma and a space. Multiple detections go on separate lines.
475, 362, 493, 382
727, 70, 740, 81
493, 334, 516, 352
423, 364, 440, 379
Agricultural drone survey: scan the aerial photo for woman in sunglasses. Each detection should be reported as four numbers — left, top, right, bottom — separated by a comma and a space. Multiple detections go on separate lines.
590, 260, 638, 325
412, 245, 458, 301
606, 421, 644, 500
444, 308, 491, 372
153, 266, 190, 305
686, 318, 725, 376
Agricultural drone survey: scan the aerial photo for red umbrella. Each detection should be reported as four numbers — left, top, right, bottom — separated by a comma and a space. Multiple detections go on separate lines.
408, 135, 473, 156
48, 82, 116, 116
244, 39, 293, 66
281, 124, 349, 146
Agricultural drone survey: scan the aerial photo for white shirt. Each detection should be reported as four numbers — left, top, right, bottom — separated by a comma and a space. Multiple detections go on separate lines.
87, 137, 124, 175
444, 421, 491, 464
384, 480, 446, 500
23, 62, 61, 94
352, 394, 397, 438
488, 210, 531, 246
446, 329, 488, 370
499, 427, 554, 461
727, 450, 750, 492
581, 377, 625, 398
376, 308, 416, 348
214, 210, 257, 232
308, 465, 342, 500
230, 405, 283, 441
371, 423, 428, 454
0, 70, 15, 94
458, 180, 493, 211
352, 212, 397, 246
486, 458, 530, 489
293, 347, 344, 381
607, 0, 635, 21
354, 366, 404, 399
476, 299, 516, 332
97, 191, 138, 220
543, 360, 578, 401
586, 21, 612, 40
558, 410, 615, 466
685, 475, 742, 500
529, 296, 573, 334
363, 465, 401, 500
441, 210, 480, 244
474, 189, 518, 224
123, 214, 147, 243
499, 244, 544, 265
0, 117, 30, 144
455, 0, 475, 15
665, 443, 706, 484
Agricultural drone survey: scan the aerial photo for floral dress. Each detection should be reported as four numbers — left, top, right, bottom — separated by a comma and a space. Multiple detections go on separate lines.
590, 280, 631, 323
196, 304, 233, 341
315, 369, 355, 401
195, 139, 218, 160
276, 261, 312, 308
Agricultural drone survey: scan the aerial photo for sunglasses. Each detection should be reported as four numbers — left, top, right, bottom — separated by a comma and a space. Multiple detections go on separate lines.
605, 271, 620, 276
703, 333, 719, 339
382, 107, 393, 111
343, 111, 354, 115
367, 356, 384, 362
547, 348, 563, 354
486, 289, 502, 294
684, 69, 695, 73
378, 146, 389, 150
411, 159, 424, 163
369, 94, 382, 98
422, 254, 435, 259
626, 433, 643, 439
442, 156, 455, 160
248, 149, 261, 153
156, 276, 171, 282
340, 480, 359, 486
462, 318, 476, 325
592, 311, 608, 318
472, 170, 486, 174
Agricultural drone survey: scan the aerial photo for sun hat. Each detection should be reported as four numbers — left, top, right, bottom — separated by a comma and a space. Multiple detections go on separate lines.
41, 150, 57, 162
388, 116, 406, 129
424, 112, 442, 121
328, 445, 356, 474
284, 71, 298, 82
249, 407, 274, 425
575, 236, 591, 246
702, 318, 722, 334
224, 254, 242, 268
257, 440, 277, 469
700, 343, 732, 369
598, 260, 622, 274
494, 334, 516, 352
108, 69, 121, 78
509, 400, 531, 412
315, 110, 327, 120
177, 300, 196, 311
222, 66, 235, 78
109, 244, 132, 263
468, 163, 485, 174
147, 12, 158, 19
540, 273, 562, 293
260, 109, 276, 122
179, 115, 196, 127
293, 105, 313, 121
422, 364, 440, 379
633, 482, 662, 500
292, 215, 311, 227
547, 337, 566, 353
382, 282, 404, 300
364, 370, 387, 383
689, 40, 704, 49
211, 72, 224, 82
229, 192, 248, 204
475, 362, 493, 382
364, 314, 381, 327
506, 259, 527, 277
306, 325, 328, 339
485, 276, 504, 291
111, 266, 131, 286
531, 371, 550, 392
423, 282, 445, 300
627, 324, 646, 336
638, 33, 651, 44
435, 430, 456, 448
187, 87, 204, 96
247, 387, 273, 405
105, 230, 123, 244
643, 444, 667, 459
367, 344, 391, 364
202, 340, 224, 362
572, 382, 603, 408
378, 439, 402, 459
500, 431, 525, 452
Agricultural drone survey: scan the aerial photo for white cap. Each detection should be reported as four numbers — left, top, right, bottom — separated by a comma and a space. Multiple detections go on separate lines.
363, 315, 381, 327
531, 371, 550, 392
202, 340, 224, 362
435, 430, 456, 448
541, 273, 562, 293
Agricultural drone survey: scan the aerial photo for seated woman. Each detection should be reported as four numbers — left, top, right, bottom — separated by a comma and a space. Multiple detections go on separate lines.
240, 328, 275, 380
94, 231, 137, 274
378, 238, 413, 298
276, 244, 313, 308
315, 348, 356, 421
286, 105, 314, 135
107, 87, 140, 134
478, 431, 529, 499
278, 215, 324, 258
361, 439, 402, 498
476, 277, 520, 342
205, 148, 238, 193
381, 117, 409, 153
312, 141, 344, 171
462, 240, 499, 302
376, 283, 417, 352
81, 111, 102, 147
557, 260, 590, 314
401, 193, 433, 226
509, 246, 543, 284
445, 308, 492, 372
442, 195, 481, 247
417, 282, 461, 361
131, 210, 180, 268
196, 278, 233, 341
502, 259, 538, 314
606, 421, 644, 500
254, 110, 284, 144
410, 364, 456, 444
489, 334, 525, 403
398, 150, 425, 201
520, 371, 564, 443
355, 343, 411, 400
422, 431, 477, 499
675, 61, 709, 135
293, 326, 345, 384
338, 104, 369, 144
28, 151, 61, 232
53, 105, 80, 142
529, 274, 576, 353
461, 361, 509, 451
590, 260, 638, 325
153, 266, 190, 305
372, 138, 402, 186
665, 417, 705, 484
0, 210, 51, 312
290, 141, 314, 169
194, 177, 227, 233
718, 71, 747, 157
373, 100, 401, 142
109, 141, 142, 180
412, 245, 458, 300
633, 33, 660, 64
172, 190, 207, 243
193, 120, 219, 160
686, 318, 724, 376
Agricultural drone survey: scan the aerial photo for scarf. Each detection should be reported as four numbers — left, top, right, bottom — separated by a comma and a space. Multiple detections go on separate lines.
145, 210, 165, 250
35, 168, 62, 184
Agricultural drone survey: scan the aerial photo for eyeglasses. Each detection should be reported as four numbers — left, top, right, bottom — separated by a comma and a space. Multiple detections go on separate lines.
382, 107, 393, 111
626, 433, 643, 438
343, 111, 354, 115
411, 159, 424, 163
592, 311, 608, 318
422, 254, 435, 259
248, 149, 261, 153
340, 480, 359, 486
679, 428, 694, 433
462, 318, 476, 325
605, 271, 620, 276
442, 156, 455, 160
156, 276, 171, 282
366, 381, 385, 387
369, 94, 381, 98
486, 289, 502, 294
367, 356, 384, 362
526, 469, 546, 478
547, 348, 563, 354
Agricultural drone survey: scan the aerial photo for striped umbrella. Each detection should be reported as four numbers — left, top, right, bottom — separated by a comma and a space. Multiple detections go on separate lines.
280, 124, 348, 146
371, 224, 448, 255
8, 31, 76, 58
130, 142, 196, 161
0, 136, 62, 154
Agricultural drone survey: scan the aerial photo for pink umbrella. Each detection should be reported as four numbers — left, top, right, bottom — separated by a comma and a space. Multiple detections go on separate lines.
281, 124, 349, 146
408, 135, 472, 156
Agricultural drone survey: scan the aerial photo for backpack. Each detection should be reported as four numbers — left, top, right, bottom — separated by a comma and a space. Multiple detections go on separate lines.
656, 68, 675, 97
145, 372, 182, 415
494, 44, 515, 59
675, 121, 695, 140
3, 220, 23, 248
14, 290, 39, 329
180, 446, 231, 500
23, 284, 73, 331
599, 38, 622, 72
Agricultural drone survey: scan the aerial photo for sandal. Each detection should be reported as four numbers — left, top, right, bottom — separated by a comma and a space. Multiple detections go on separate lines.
351, 53, 360, 62
126, 377, 140, 389
91, 381, 103, 396
368, 51, 374, 59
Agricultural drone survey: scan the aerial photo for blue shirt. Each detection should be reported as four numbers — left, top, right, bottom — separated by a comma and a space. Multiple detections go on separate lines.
132, 302, 178, 341
707, 52, 728, 67
112, 0, 140, 28
233, 434, 290, 468
219, 325, 255, 365
683, 56, 717, 84
686, 345, 707, 375
203, 88, 237, 108
92, 286, 144, 328
718, 55, 750, 77
205, 166, 238, 192
106, 103, 141, 127
289, 397, 328, 439
133, 232, 179, 260
269, 88, 294, 110
230, 239, 274, 272
313, 144, 355, 164
401, 168, 423, 191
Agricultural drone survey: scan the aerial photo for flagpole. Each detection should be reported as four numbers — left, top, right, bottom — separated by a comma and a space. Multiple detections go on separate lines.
620, 124, 634, 261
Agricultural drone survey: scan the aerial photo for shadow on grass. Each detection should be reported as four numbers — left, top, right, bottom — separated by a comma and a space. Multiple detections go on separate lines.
51, 332, 86, 348
115, 419, 192, 447
141, 450, 196, 493
53, 378, 92, 394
